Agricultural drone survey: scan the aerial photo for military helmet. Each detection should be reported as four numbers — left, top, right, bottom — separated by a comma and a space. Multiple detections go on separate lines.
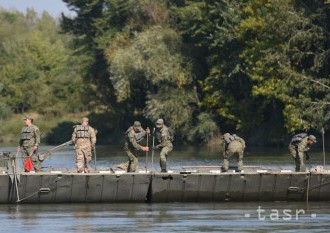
156, 119, 164, 128
308, 135, 317, 143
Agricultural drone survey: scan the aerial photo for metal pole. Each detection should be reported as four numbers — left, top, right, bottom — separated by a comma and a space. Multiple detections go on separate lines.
322, 127, 325, 167
151, 128, 155, 173
93, 146, 97, 171
306, 174, 310, 206
145, 129, 149, 172
13, 152, 20, 203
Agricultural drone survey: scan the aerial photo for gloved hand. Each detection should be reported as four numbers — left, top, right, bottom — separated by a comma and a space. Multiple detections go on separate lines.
142, 147, 149, 152
92, 145, 96, 152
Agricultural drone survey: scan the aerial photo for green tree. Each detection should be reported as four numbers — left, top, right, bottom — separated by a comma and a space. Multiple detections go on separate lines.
0, 9, 83, 115
61, 0, 218, 141
172, 0, 329, 144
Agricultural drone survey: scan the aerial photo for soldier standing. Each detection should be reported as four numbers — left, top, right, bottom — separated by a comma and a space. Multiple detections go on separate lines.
153, 119, 173, 172
288, 133, 316, 172
71, 117, 96, 173
124, 121, 149, 172
17, 115, 41, 172
222, 133, 245, 172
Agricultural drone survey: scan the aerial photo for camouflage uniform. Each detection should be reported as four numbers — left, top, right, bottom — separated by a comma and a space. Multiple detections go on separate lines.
124, 122, 147, 172
222, 133, 245, 172
288, 134, 316, 172
154, 119, 173, 172
71, 122, 96, 173
19, 124, 41, 172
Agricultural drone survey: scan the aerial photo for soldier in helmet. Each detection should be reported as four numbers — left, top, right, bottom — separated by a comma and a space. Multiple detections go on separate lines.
222, 133, 245, 172
17, 115, 41, 172
124, 121, 150, 172
71, 117, 96, 173
153, 119, 173, 172
289, 133, 317, 172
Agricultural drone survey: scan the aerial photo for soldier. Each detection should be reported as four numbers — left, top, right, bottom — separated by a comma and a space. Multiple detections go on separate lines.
288, 133, 316, 172
153, 119, 173, 172
71, 117, 96, 173
124, 121, 149, 172
222, 133, 245, 172
17, 115, 41, 172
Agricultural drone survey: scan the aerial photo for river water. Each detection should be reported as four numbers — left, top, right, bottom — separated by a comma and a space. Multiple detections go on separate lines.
1, 145, 330, 232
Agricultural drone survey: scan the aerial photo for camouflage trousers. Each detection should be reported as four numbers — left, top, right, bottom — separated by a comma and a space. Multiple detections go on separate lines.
223, 149, 244, 172
125, 149, 138, 172
289, 144, 306, 172
22, 147, 41, 172
75, 147, 92, 173
159, 146, 173, 172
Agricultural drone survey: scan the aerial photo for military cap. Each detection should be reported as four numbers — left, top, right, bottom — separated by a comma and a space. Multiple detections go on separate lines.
81, 117, 89, 123
133, 121, 142, 130
223, 133, 231, 138
156, 119, 164, 125
308, 135, 317, 143
133, 121, 141, 127
23, 115, 33, 120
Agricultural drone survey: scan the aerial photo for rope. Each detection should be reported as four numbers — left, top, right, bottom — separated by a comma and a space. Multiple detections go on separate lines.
16, 190, 40, 203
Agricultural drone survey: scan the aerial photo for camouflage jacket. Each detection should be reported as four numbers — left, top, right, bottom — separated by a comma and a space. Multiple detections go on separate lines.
293, 137, 310, 153
155, 125, 173, 148
124, 127, 146, 151
19, 124, 40, 148
71, 125, 96, 149
233, 135, 245, 148
223, 134, 245, 151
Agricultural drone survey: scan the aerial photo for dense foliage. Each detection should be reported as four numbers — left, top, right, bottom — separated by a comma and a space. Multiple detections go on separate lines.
0, 0, 329, 145
0, 9, 83, 117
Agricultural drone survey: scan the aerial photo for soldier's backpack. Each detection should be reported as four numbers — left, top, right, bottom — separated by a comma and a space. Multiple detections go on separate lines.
291, 133, 308, 143
223, 133, 235, 144
233, 134, 246, 148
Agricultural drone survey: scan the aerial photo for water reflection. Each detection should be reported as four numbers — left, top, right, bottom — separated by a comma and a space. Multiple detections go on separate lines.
1, 202, 330, 232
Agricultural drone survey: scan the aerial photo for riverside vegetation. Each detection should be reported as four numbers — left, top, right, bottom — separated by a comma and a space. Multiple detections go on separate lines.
0, 0, 329, 146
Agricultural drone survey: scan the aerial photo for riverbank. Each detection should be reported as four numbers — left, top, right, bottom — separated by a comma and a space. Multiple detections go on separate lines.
0, 113, 85, 145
